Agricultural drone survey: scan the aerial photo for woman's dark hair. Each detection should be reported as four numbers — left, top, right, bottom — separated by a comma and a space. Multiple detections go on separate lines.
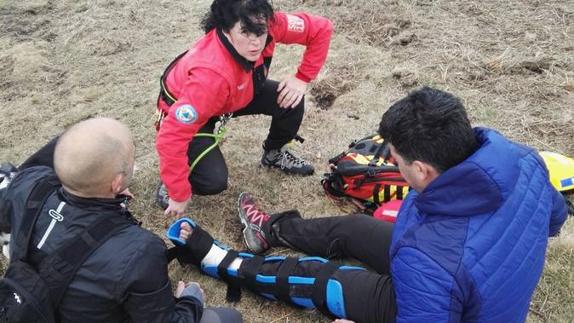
378, 87, 478, 173
202, 0, 275, 36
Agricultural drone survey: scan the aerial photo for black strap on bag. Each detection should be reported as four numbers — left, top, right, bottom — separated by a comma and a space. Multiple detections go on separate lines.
368, 140, 388, 168
40, 215, 132, 305
383, 184, 392, 203
159, 51, 188, 107
11, 177, 60, 263
11, 176, 133, 308
155, 50, 188, 130
373, 184, 382, 205
396, 185, 404, 200
0, 177, 61, 323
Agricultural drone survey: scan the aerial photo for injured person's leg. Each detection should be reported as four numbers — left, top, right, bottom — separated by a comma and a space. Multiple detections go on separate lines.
237, 192, 394, 275
169, 219, 397, 323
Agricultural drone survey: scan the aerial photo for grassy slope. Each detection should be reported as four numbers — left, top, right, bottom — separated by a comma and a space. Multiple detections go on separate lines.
0, 0, 572, 321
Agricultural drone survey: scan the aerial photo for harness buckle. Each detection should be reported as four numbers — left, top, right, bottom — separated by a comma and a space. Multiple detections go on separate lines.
216, 113, 233, 136
155, 110, 167, 131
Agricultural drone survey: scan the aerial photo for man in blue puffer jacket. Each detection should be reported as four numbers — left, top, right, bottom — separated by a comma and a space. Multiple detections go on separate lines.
170, 87, 568, 322
379, 87, 567, 322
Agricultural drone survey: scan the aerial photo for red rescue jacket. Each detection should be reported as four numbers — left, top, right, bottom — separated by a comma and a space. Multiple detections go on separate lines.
156, 12, 333, 201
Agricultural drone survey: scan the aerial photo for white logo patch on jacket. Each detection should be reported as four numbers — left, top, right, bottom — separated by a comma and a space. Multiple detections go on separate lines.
286, 14, 305, 33
175, 104, 198, 124
237, 82, 248, 91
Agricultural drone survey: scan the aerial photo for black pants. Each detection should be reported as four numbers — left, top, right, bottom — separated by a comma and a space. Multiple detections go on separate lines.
200, 308, 242, 323
187, 80, 304, 195
264, 213, 397, 322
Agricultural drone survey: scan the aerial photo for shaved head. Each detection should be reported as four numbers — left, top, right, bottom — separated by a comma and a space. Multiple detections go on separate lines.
54, 118, 134, 197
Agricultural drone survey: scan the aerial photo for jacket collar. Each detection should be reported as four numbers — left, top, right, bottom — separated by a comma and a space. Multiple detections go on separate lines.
217, 28, 253, 71
59, 188, 130, 212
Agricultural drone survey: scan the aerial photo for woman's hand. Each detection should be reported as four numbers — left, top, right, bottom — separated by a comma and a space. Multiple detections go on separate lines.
277, 76, 307, 108
165, 197, 190, 217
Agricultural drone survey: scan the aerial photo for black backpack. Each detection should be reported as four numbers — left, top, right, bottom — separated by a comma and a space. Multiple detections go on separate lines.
0, 177, 131, 322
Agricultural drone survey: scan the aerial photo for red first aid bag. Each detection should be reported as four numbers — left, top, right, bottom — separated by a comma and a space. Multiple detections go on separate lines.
373, 199, 403, 223
322, 134, 410, 213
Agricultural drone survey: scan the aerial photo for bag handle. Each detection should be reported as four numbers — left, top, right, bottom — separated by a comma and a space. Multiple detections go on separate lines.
368, 139, 390, 167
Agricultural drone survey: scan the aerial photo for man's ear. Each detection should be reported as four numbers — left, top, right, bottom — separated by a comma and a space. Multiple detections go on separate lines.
411, 160, 426, 180
111, 173, 125, 195
413, 160, 439, 184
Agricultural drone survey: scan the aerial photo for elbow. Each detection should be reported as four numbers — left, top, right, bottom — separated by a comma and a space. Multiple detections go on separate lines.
324, 18, 334, 38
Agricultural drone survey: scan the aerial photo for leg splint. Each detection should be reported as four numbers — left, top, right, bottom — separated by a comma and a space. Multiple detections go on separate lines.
168, 218, 366, 319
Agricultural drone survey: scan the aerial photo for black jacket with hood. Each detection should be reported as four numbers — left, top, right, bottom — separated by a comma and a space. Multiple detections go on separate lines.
0, 162, 202, 323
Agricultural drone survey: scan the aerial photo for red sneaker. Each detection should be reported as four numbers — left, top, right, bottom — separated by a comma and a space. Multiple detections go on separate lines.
237, 192, 271, 254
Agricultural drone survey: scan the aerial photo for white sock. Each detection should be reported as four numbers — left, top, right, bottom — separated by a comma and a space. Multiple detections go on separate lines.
201, 244, 243, 271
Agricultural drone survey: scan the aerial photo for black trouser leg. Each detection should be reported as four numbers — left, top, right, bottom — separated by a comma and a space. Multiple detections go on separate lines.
186, 120, 228, 195
19, 136, 59, 171
330, 267, 396, 322
234, 80, 305, 150
200, 308, 243, 323
264, 212, 394, 274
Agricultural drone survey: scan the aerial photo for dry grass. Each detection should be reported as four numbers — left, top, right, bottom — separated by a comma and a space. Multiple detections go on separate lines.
1, 0, 573, 322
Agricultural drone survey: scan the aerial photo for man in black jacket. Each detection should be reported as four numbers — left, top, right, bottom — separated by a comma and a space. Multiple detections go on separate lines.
0, 118, 242, 323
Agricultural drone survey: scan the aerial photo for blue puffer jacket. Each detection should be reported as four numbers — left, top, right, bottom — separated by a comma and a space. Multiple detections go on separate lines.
390, 128, 568, 323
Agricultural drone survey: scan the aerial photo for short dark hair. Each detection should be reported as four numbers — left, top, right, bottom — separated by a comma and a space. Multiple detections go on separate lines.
378, 87, 478, 173
201, 0, 275, 36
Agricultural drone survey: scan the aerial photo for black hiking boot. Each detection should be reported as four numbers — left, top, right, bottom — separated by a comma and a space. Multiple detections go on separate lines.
261, 145, 314, 176
155, 182, 169, 210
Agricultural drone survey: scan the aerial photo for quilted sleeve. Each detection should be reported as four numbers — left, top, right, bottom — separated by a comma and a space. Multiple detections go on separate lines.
548, 188, 568, 237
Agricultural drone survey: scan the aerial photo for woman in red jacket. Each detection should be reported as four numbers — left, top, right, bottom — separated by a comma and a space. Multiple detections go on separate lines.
155, 0, 333, 215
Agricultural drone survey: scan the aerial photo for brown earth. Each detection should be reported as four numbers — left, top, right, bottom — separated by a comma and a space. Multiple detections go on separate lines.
1, 0, 573, 322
